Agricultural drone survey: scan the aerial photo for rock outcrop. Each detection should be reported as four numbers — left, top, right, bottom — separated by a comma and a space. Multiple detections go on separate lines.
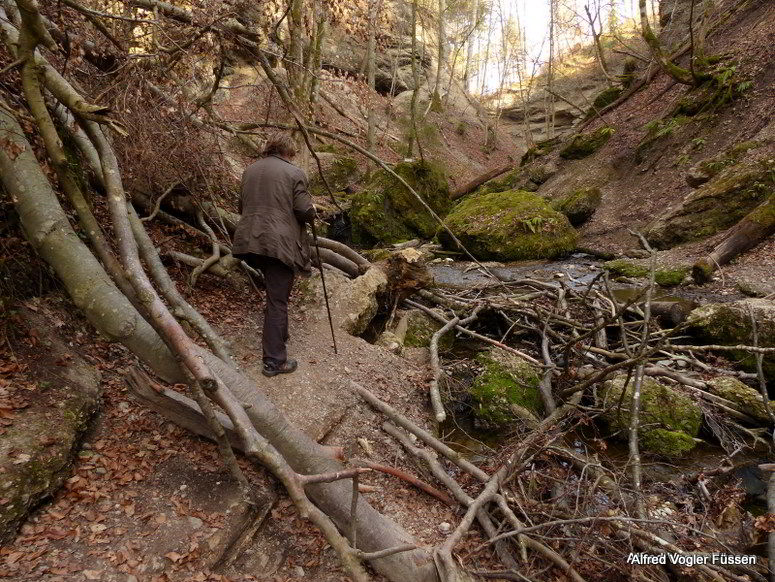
350, 159, 451, 245
0, 309, 101, 544
550, 186, 602, 226
646, 158, 774, 249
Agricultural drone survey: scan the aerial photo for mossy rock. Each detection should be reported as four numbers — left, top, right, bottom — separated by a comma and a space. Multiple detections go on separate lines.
646, 158, 774, 249
708, 377, 775, 423
439, 190, 577, 261
350, 159, 450, 246
469, 350, 542, 426
550, 187, 602, 226
403, 309, 454, 350
641, 429, 696, 457
474, 168, 524, 196
520, 138, 559, 166
308, 155, 359, 197
473, 162, 557, 198
585, 86, 623, 119
559, 127, 615, 160
1, 311, 101, 544
604, 260, 690, 286
600, 374, 702, 457
654, 266, 690, 287
603, 259, 649, 279
685, 299, 775, 382
685, 141, 761, 187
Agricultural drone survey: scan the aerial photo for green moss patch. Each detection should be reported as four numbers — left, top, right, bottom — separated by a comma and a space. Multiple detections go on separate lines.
655, 266, 689, 287
403, 309, 453, 349
308, 155, 359, 197
550, 187, 601, 226
439, 190, 577, 261
585, 86, 623, 119
350, 159, 450, 246
603, 259, 649, 279
708, 377, 774, 423
559, 127, 615, 160
600, 374, 702, 457
470, 350, 542, 426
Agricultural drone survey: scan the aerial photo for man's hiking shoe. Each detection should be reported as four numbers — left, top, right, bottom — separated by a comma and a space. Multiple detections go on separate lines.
262, 359, 298, 377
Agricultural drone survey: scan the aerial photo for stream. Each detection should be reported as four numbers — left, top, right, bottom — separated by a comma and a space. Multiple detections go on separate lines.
425, 255, 768, 515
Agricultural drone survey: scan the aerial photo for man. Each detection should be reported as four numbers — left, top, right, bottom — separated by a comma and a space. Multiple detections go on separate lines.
232, 133, 315, 377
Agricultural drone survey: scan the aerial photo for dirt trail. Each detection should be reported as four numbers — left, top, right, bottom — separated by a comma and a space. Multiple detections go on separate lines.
0, 268, 468, 581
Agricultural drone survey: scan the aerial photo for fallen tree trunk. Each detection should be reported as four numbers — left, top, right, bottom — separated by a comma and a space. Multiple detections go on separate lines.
692, 197, 775, 284
0, 101, 438, 582
132, 189, 370, 278
450, 163, 513, 200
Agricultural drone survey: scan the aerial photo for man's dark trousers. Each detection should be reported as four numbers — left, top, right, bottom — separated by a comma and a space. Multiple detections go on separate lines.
248, 255, 295, 365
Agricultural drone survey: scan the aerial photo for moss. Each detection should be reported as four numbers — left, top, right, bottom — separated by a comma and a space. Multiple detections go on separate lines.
560, 126, 615, 160
603, 259, 649, 279
474, 169, 523, 196
708, 377, 774, 423
601, 374, 702, 457
473, 162, 557, 198
470, 350, 542, 426
641, 429, 696, 457
688, 141, 761, 186
403, 309, 453, 349
646, 159, 774, 249
439, 189, 578, 261
350, 159, 450, 246
520, 139, 558, 166
585, 86, 623, 118
654, 266, 689, 287
618, 58, 638, 88
550, 187, 601, 226
686, 299, 775, 381
308, 156, 358, 197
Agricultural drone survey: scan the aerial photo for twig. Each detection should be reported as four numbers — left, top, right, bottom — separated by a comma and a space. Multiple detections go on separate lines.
748, 303, 775, 426
406, 299, 542, 366
140, 181, 178, 222
351, 381, 489, 483
359, 460, 456, 507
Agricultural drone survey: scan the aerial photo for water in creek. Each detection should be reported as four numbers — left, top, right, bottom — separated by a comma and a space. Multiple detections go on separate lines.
429, 255, 767, 514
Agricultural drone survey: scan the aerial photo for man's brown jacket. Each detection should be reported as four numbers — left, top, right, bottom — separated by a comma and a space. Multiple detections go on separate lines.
232, 155, 315, 273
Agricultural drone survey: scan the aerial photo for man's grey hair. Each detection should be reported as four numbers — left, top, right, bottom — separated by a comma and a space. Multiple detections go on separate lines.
263, 132, 298, 158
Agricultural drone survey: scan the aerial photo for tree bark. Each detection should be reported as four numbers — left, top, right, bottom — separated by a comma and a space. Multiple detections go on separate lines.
639, 0, 695, 85
692, 197, 775, 284
451, 163, 513, 200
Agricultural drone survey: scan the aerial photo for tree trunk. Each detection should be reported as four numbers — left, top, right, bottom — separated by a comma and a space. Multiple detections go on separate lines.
639, 0, 695, 85
0, 102, 439, 582
407, 0, 422, 159
546, 0, 557, 140
366, 0, 380, 163
463, 0, 478, 93
451, 163, 513, 200
692, 197, 775, 284
431, 0, 446, 111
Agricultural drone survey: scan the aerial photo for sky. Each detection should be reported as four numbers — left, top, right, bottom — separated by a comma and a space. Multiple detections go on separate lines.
475, 0, 644, 94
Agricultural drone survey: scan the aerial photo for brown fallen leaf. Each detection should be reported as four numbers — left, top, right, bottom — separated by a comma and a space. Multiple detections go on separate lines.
82, 570, 102, 580
164, 551, 182, 563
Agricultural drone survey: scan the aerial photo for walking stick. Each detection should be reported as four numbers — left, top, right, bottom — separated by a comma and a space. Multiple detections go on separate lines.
310, 220, 338, 354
